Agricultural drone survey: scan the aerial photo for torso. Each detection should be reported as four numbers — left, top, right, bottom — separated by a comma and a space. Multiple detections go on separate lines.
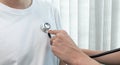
0, 0, 59, 65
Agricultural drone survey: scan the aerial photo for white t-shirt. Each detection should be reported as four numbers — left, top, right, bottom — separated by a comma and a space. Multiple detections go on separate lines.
0, 0, 61, 65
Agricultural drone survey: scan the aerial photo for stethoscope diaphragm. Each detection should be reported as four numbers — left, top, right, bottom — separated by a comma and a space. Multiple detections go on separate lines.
40, 22, 52, 38
41, 22, 51, 33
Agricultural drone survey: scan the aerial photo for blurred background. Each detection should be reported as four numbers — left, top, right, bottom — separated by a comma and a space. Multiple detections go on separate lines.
39, 0, 120, 51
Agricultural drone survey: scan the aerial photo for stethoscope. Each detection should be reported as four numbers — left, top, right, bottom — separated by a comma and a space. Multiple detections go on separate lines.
41, 23, 120, 58
41, 22, 52, 38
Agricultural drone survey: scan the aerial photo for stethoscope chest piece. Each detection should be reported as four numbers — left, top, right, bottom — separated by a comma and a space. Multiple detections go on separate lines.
41, 22, 51, 33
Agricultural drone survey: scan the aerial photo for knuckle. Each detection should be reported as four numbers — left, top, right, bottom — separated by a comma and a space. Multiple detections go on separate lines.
52, 38, 59, 44
52, 40, 57, 44
57, 33, 65, 37
60, 30, 67, 34
56, 33, 62, 38
56, 30, 68, 38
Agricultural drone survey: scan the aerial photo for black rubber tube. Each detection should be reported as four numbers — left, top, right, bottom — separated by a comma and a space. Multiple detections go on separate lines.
90, 48, 120, 58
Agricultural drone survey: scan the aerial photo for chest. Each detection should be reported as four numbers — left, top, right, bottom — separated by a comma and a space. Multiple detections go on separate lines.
0, 17, 49, 61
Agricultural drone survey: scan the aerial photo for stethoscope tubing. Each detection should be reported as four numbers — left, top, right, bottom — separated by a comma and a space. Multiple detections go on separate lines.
48, 33, 52, 38
90, 48, 120, 58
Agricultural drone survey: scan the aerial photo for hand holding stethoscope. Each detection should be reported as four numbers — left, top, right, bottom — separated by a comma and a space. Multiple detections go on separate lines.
41, 22, 120, 58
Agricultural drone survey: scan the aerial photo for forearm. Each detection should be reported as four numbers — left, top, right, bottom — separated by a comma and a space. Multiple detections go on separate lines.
59, 50, 101, 65
82, 49, 120, 65
69, 52, 101, 65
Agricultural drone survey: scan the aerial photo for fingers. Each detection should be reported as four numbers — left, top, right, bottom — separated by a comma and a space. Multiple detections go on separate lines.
48, 30, 67, 35
48, 30, 59, 35
51, 36, 56, 41
49, 30, 75, 46
48, 30, 68, 40
50, 36, 56, 45
50, 36, 63, 46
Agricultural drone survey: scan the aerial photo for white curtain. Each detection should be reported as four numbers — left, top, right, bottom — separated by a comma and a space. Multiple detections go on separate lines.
42, 0, 120, 51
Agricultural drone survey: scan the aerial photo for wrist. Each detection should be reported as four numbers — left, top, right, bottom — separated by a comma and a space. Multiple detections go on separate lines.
69, 52, 88, 65
70, 53, 101, 65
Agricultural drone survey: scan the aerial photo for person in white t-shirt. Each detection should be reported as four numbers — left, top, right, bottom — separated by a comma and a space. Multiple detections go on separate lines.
0, 0, 61, 65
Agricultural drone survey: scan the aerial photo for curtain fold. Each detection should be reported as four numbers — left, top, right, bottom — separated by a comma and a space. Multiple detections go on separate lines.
78, 0, 90, 48
90, 0, 112, 50
111, 0, 120, 49
43, 0, 120, 51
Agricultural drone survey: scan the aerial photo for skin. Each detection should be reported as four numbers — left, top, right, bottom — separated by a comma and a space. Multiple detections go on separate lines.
48, 30, 101, 65
82, 49, 120, 65
0, 0, 32, 9
49, 30, 120, 65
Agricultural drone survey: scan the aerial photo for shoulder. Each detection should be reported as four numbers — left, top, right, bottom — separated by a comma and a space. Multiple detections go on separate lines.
34, 0, 57, 11
33, 0, 59, 16
33, 0, 59, 19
